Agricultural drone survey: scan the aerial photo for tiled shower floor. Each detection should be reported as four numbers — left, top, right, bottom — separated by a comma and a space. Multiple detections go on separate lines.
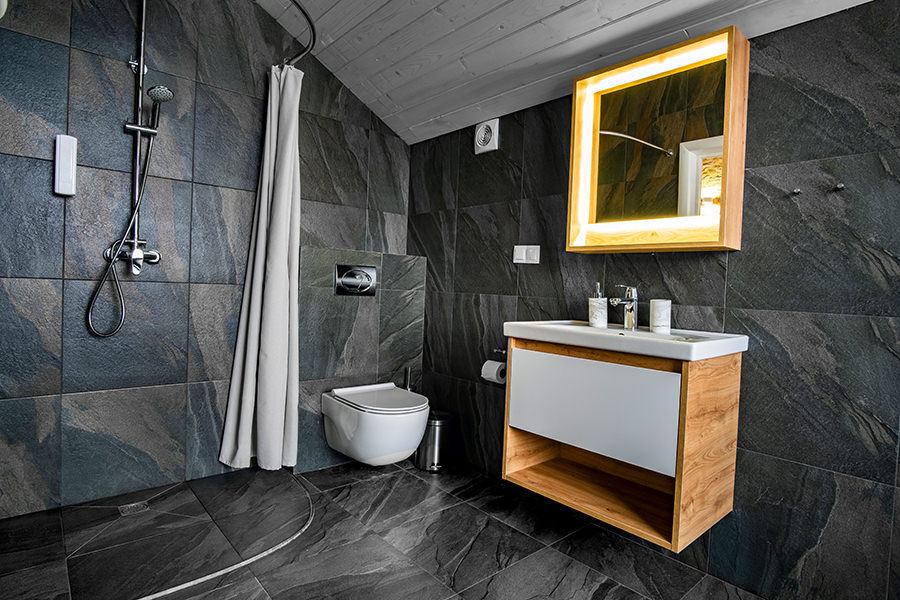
0, 461, 755, 600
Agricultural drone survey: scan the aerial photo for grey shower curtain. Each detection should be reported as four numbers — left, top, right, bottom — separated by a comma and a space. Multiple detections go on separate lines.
219, 65, 303, 470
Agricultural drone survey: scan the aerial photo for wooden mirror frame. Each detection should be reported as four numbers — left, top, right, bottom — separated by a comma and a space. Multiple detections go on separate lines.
566, 27, 749, 253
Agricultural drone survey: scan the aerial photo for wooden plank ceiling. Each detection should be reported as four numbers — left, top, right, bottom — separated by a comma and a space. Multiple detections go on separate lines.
257, 0, 872, 144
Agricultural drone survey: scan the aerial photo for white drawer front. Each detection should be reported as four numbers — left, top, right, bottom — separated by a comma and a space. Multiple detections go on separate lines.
508, 348, 681, 476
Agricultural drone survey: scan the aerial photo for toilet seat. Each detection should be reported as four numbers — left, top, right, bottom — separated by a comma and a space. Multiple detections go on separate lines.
332, 383, 428, 415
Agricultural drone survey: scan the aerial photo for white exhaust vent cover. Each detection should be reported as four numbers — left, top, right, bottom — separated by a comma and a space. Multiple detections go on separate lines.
474, 118, 499, 154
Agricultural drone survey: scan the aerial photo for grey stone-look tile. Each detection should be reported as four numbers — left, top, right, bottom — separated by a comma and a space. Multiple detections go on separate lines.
0, 395, 60, 519
379, 289, 425, 385
143, 69, 196, 181
593, 521, 710, 573
0, 155, 63, 278
299, 247, 380, 288
523, 95, 572, 199
186, 380, 235, 480
553, 525, 704, 600
890, 487, 900, 600
745, 1, 900, 167
67, 49, 133, 172
449, 293, 516, 382
460, 546, 645, 600
259, 527, 454, 600
382, 502, 543, 593
708, 450, 893, 600
0, 0, 71, 45
61, 384, 187, 505
458, 112, 524, 208
145, 0, 199, 80
424, 291, 453, 375
0, 560, 69, 600
410, 131, 459, 214
518, 194, 602, 300
70, 0, 136, 61
196, 0, 300, 99
0, 29, 68, 160
296, 406, 353, 473
299, 112, 369, 208
167, 569, 270, 600
0, 507, 63, 577
63, 483, 210, 557
295, 53, 371, 129
190, 468, 312, 558
516, 296, 569, 320
190, 184, 255, 284
727, 151, 900, 315
188, 284, 242, 382
462, 479, 585, 545
62, 280, 188, 392
408, 209, 456, 293
368, 130, 410, 214
194, 83, 265, 191
604, 251, 727, 308
300, 200, 367, 251
298, 287, 378, 380
671, 305, 725, 333
382, 254, 426, 291
0, 278, 62, 400
454, 201, 519, 295
67, 520, 240, 600
301, 462, 401, 493
367, 210, 408, 254
326, 470, 461, 534
682, 576, 763, 600
726, 309, 900, 484
65, 169, 192, 282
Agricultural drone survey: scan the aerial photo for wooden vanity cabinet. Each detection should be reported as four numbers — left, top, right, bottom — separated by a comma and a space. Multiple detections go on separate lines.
502, 337, 741, 552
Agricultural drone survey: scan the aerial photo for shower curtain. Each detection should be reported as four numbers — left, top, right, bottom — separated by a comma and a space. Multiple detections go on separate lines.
219, 65, 303, 470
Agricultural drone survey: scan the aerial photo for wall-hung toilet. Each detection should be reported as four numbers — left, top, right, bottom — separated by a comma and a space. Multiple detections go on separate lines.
321, 383, 429, 466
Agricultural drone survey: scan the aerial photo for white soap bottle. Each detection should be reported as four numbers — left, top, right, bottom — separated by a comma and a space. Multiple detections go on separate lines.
588, 282, 607, 328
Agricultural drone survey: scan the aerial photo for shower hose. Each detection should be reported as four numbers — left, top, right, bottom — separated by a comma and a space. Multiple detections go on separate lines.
85, 135, 155, 337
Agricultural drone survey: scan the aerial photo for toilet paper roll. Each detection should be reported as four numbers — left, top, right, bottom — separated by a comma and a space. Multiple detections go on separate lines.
481, 360, 507, 384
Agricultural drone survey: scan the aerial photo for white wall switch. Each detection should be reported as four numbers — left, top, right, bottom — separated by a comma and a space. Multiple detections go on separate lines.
513, 245, 541, 264
54, 135, 77, 196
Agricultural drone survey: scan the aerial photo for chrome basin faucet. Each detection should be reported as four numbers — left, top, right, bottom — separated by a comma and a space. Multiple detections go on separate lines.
609, 285, 638, 331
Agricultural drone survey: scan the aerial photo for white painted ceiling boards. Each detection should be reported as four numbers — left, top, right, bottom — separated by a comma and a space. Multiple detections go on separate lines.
258, 0, 872, 144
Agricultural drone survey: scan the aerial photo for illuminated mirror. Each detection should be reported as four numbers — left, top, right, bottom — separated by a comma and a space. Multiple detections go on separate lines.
567, 27, 749, 253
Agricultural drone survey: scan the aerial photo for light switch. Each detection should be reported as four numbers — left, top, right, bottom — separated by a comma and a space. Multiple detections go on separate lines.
54, 135, 77, 196
513, 245, 540, 264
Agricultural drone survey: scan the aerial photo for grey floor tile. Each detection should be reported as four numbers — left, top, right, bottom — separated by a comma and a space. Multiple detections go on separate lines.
681, 576, 763, 600
0, 508, 63, 577
326, 471, 462, 534
553, 525, 704, 600
0, 559, 70, 600
300, 462, 401, 492
381, 502, 544, 593
459, 546, 646, 600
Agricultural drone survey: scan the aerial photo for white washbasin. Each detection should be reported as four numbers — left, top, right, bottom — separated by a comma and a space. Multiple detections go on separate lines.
503, 320, 748, 361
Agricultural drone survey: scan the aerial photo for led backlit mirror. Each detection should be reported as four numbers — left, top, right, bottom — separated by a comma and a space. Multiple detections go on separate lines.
567, 27, 749, 253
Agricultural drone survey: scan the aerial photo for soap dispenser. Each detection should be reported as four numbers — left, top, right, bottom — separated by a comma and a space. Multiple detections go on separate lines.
588, 282, 607, 328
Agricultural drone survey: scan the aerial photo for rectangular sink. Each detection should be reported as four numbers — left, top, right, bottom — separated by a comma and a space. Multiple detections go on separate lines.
503, 320, 748, 361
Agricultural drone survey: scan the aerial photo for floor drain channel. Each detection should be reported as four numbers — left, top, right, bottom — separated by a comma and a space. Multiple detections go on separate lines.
119, 501, 150, 516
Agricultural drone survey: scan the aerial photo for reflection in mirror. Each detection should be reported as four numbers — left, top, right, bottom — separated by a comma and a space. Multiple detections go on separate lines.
592, 60, 726, 224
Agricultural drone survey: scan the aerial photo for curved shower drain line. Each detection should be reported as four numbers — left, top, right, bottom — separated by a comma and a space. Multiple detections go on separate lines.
135, 480, 316, 600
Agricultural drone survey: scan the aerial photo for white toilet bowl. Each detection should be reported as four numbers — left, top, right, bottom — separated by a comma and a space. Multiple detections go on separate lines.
321, 383, 429, 466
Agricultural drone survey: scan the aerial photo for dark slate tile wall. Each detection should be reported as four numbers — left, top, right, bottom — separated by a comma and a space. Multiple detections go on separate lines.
0, 0, 421, 517
406, 1, 900, 598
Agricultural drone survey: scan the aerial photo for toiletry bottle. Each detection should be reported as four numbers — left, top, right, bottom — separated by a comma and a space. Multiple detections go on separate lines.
588, 283, 607, 328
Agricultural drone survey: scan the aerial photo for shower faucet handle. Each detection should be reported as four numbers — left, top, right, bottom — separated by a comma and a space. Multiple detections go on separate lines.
130, 246, 144, 275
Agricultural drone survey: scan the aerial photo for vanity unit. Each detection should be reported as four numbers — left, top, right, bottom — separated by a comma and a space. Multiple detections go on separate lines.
501, 321, 748, 552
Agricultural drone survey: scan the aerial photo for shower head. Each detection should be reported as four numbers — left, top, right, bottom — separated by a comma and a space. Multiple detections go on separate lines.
147, 85, 174, 104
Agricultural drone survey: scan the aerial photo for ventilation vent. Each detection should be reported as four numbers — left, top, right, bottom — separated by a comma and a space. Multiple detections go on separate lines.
474, 118, 499, 154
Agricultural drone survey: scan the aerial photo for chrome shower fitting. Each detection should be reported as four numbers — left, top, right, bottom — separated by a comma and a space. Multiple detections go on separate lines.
85, 0, 174, 337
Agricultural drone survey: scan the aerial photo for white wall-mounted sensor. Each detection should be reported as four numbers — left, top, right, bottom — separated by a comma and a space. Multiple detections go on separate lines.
513, 245, 540, 264
54, 135, 77, 196
474, 118, 499, 154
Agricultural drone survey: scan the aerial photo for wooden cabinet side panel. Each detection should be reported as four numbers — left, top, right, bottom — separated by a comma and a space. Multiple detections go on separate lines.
672, 353, 741, 551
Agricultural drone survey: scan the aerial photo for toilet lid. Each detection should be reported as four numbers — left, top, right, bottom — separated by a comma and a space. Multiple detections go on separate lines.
332, 383, 428, 414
